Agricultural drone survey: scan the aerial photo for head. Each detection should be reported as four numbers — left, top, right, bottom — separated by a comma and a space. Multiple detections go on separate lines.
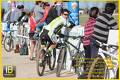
89, 7, 99, 19
20, 5, 24, 11
105, 3, 116, 15
43, 2, 50, 9
35, 1, 42, 5
17, 5, 21, 9
61, 9, 70, 19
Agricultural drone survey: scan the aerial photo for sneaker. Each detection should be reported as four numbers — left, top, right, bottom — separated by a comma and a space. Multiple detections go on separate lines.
29, 57, 34, 61
77, 74, 87, 79
56, 73, 60, 77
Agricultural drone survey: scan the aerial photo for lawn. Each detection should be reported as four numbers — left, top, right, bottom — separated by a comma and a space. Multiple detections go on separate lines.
80, 14, 118, 25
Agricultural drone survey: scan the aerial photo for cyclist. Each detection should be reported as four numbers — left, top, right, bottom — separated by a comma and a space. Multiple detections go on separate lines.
78, 7, 99, 79
39, 9, 74, 57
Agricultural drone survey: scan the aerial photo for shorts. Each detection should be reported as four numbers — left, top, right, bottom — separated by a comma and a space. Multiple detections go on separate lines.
29, 32, 35, 40
40, 29, 53, 45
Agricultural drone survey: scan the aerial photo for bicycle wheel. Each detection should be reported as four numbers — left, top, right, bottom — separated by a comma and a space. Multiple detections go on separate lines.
56, 47, 66, 77
73, 51, 84, 76
87, 55, 106, 79
3, 36, 14, 52
48, 48, 56, 70
116, 68, 119, 79
36, 39, 46, 76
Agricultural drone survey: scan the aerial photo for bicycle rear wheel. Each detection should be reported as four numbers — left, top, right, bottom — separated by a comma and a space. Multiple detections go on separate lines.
3, 36, 14, 52
36, 39, 45, 76
56, 47, 66, 77
87, 55, 106, 79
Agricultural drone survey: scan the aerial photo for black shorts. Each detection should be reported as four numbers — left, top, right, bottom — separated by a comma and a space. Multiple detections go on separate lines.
29, 32, 35, 40
40, 29, 53, 45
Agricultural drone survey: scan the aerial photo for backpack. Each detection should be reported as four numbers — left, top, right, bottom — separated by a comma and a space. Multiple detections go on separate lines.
46, 6, 58, 24
20, 42, 28, 55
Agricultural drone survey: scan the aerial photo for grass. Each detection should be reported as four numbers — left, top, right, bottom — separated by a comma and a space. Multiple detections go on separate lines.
80, 14, 118, 25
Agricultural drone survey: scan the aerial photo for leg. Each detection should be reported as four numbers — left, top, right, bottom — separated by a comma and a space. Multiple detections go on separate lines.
78, 45, 91, 79
84, 45, 91, 72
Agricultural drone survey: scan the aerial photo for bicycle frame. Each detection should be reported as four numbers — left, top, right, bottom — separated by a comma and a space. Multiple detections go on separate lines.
60, 36, 84, 59
66, 38, 84, 59
98, 45, 118, 79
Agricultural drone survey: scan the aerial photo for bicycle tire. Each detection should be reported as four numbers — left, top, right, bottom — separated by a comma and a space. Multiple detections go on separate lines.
56, 47, 66, 77
3, 36, 14, 52
87, 55, 106, 79
48, 48, 56, 70
116, 68, 119, 79
73, 51, 84, 76
36, 39, 45, 76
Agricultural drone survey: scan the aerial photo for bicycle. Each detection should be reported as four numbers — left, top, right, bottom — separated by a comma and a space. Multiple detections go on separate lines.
56, 34, 85, 77
2, 21, 18, 52
87, 43, 118, 79
3, 29, 17, 52
17, 21, 30, 45
35, 32, 56, 76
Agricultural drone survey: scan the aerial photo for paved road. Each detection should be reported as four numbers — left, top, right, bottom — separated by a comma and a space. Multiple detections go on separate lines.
2, 47, 77, 78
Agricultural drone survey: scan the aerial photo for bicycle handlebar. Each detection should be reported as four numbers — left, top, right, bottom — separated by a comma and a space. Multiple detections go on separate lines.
58, 34, 84, 39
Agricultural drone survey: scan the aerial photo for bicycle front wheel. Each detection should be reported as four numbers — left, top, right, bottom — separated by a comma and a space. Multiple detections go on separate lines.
36, 39, 45, 76
3, 36, 14, 52
73, 51, 84, 76
56, 47, 66, 77
87, 55, 106, 79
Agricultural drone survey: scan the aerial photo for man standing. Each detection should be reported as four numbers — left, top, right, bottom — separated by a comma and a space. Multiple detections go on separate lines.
91, 3, 118, 58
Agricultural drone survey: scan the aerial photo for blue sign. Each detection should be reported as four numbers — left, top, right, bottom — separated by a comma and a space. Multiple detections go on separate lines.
68, 1, 79, 25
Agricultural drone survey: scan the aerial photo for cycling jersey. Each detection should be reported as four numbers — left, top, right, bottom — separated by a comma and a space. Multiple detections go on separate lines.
44, 16, 71, 40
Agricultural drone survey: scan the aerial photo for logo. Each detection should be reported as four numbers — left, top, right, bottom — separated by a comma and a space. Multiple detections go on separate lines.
72, 2, 78, 10
3, 65, 16, 77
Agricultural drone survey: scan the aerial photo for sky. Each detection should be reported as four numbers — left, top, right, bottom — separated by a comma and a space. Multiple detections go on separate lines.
79, 2, 106, 9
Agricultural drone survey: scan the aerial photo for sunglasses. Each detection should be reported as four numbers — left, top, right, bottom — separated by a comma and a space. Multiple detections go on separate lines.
64, 14, 69, 16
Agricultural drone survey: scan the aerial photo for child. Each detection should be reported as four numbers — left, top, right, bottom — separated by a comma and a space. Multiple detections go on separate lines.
78, 7, 99, 79
28, 11, 37, 60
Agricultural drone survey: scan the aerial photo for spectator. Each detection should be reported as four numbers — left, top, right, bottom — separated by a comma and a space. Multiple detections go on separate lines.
91, 3, 118, 58
78, 7, 99, 79
55, 1, 63, 16
28, 11, 37, 60
35, 2, 50, 32
45, 2, 58, 24
34, 1, 44, 23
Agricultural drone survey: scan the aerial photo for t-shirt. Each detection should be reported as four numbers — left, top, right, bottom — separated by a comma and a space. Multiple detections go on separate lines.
34, 5, 44, 22
29, 16, 36, 32
92, 12, 118, 43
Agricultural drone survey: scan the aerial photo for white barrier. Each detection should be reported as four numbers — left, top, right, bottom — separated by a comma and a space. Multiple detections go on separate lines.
63, 25, 85, 71
107, 30, 118, 45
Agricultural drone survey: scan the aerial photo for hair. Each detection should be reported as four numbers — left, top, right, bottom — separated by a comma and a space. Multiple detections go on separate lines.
17, 5, 21, 9
20, 5, 24, 9
89, 7, 99, 18
44, 2, 50, 7
61, 9, 70, 14
35, 1, 42, 5
105, 3, 116, 11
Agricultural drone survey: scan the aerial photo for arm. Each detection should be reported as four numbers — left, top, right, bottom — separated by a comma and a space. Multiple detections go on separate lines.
40, 9, 49, 23
109, 17, 118, 29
